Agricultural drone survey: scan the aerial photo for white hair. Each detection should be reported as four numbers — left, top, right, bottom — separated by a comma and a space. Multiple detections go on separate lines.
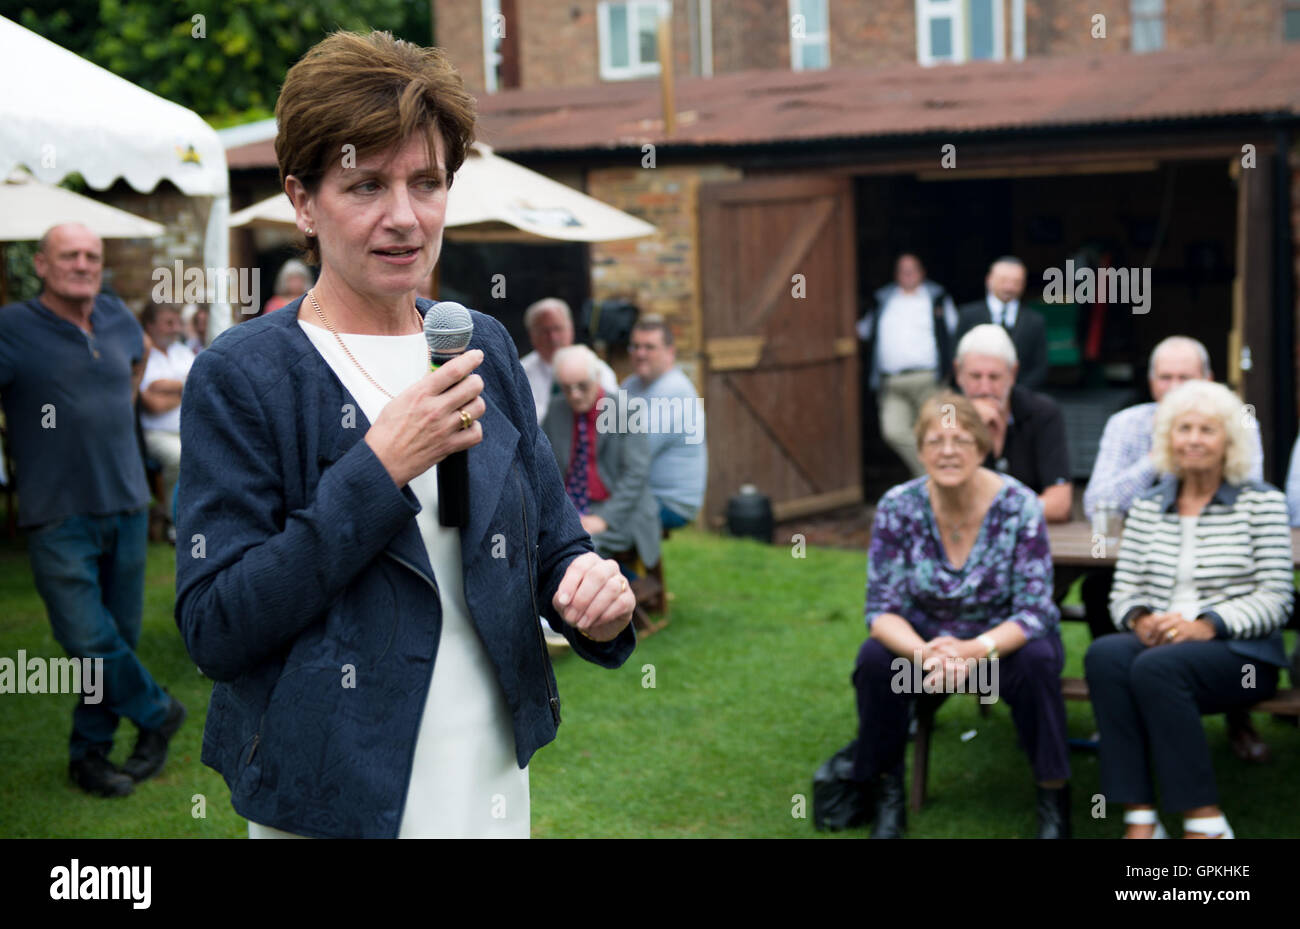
1148, 335, 1211, 380
552, 344, 600, 382
524, 297, 572, 329
274, 259, 312, 295
1150, 380, 1253, 483
954, 323, 1018, 369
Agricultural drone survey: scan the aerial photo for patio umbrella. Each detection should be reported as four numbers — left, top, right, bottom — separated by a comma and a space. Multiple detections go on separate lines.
0, 168, 165, 304
229, 142, 656, 243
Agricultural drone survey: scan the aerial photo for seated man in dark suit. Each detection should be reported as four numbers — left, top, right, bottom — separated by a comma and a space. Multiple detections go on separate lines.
542, 344, 661, 575
954, 256, 1049, 391
953, 324, 1072, 523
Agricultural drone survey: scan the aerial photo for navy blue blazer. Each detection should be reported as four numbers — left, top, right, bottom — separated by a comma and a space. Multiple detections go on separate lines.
174, 296, 635, 838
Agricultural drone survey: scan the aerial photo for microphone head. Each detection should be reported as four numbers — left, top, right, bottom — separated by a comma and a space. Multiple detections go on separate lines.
424, 300, 475, 356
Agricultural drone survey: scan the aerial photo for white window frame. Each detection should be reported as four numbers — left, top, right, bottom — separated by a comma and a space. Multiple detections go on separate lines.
789, 0, 830, 71
916, 0, 1018, 66
598, 0, 665, 81
1130, 0, 1165, 53
482, 0, 502, 94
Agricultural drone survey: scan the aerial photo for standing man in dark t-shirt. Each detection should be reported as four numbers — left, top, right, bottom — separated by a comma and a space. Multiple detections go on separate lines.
953, 324, 1072, 521
0, 223, 185, 798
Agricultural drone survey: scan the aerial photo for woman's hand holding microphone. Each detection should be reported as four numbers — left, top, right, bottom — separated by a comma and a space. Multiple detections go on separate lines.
364, 349, 486, 488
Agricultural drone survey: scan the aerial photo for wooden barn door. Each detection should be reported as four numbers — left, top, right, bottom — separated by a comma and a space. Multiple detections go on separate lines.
698, 175, 860, 527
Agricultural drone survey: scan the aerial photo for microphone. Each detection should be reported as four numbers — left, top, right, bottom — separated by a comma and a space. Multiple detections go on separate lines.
423, 301, 475, 528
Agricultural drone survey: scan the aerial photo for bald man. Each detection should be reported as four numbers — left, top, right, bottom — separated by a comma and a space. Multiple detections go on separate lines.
0, 224, 184, 798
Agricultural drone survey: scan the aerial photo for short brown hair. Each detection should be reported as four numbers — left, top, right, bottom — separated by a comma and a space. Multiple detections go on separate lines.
913, 391, 992, 458
274, 31, 477, 265
140, 303, 181, 330
632, 314, 674, 347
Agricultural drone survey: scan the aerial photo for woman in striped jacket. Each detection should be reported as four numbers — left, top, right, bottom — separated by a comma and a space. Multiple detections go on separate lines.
1084, 380, 1292, 839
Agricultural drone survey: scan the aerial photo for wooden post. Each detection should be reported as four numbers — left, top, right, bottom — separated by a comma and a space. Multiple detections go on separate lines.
657, 8, 675, 136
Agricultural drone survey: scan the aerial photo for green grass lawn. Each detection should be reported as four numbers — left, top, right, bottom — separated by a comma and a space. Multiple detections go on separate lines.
0, 528, 1294, 838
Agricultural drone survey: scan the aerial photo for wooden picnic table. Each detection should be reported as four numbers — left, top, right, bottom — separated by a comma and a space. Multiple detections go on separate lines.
1048, 520, 1300, 568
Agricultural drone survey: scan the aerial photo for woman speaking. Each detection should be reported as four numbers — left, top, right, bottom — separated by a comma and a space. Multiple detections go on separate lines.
175, 31, 636, 838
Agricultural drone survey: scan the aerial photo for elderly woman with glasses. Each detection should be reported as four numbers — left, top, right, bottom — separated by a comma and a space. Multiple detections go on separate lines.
1085, 380, 1292, 839
852, 391, 1071, 838
174, 31, 635, 839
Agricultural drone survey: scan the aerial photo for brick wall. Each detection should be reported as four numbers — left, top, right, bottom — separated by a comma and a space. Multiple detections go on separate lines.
436, 0, 486, 92
586, 162, 741, 388
440, 0, 1294, 93
98, 182, 208, 318
831, 0, 921, 68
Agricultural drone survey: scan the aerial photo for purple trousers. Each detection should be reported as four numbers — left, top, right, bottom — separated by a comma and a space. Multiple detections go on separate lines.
851, 634, 1071, 783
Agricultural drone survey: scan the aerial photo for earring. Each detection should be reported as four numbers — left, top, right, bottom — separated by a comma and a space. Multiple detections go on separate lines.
305, 226, 314, 235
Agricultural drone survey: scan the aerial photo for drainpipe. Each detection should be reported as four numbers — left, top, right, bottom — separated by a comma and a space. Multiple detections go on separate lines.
1273, 122, 1296, 484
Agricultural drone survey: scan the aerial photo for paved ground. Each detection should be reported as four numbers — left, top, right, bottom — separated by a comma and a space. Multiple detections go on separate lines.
773, 504, 876, 552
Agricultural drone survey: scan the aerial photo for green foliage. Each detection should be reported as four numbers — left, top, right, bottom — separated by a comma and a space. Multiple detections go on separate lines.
0, 0, 434, 120
2, 241, 41, 303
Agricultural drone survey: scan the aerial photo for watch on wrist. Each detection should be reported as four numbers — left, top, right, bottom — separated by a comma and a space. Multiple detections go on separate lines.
977, 633, 998, 660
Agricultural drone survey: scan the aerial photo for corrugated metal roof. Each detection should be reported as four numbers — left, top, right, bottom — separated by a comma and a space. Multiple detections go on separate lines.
474, 46, 1300, 154
224, 46, 1300, 168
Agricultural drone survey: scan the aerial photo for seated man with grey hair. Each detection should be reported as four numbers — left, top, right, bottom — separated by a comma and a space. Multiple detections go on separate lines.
953, 323, 1072, 523
543, 344, 660, 574
1080, 334, 1268, 761
520, 297, 617, 423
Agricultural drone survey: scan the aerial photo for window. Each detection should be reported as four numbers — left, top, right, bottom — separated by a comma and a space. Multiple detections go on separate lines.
1131, 0, 1165, 53
598, 1, 664, 80
916, 0, 1021, 66
1286, 3, 1300, 41
790, 0, 830, 71
482, 0, 502, 93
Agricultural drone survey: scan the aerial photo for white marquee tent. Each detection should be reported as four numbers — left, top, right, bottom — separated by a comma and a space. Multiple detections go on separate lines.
0, 15, 231, 335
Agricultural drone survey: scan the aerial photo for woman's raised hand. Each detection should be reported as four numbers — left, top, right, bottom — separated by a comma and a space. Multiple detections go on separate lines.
364, 349, 487, 488
553, 552, 635, 642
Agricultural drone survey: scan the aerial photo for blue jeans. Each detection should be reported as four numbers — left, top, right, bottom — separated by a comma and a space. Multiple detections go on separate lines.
26, 507, 171, 761
658, 503, 689, 531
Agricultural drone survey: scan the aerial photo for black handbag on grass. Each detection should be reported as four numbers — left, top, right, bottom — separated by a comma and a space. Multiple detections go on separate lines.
812, 740, 874, 831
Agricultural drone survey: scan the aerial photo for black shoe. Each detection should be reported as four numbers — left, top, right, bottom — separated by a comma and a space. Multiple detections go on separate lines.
122, 695, 187, 782
870, 769, 907, 838
69, 752, 134, 798
1036, 783, 1071, 839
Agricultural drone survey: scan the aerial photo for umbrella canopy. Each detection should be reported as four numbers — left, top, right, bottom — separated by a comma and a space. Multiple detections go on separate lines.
230, 142, 656, 243
0, 169, 165, 242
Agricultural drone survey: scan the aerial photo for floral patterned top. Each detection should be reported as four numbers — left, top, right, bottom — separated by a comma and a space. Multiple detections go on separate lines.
864, 473, 1059, 641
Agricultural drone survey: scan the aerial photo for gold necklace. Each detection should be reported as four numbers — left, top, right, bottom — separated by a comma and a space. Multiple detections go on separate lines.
308, 289, 425, 400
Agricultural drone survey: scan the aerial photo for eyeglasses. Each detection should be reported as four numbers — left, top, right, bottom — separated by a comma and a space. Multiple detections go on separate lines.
922, 435, 977, 453
559, 380, 592, 395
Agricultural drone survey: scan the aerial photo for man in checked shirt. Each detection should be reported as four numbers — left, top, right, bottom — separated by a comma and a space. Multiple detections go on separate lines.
1081, 335, 1268, 761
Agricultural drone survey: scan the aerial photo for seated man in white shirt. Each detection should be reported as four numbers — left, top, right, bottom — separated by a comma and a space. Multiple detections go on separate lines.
138, 304, 195, 533
519, 297, 617, 424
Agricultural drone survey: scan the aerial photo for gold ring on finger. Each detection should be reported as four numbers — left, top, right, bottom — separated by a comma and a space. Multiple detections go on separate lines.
1166, 629, 1176, 640
620, 578, 628, 593
458, 409, 473, 431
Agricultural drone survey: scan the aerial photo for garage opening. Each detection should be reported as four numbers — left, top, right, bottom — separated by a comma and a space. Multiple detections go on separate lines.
855, 159, 1238, 500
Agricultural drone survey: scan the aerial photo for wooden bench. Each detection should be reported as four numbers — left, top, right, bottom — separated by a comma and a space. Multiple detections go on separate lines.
909, 677, 1300, 812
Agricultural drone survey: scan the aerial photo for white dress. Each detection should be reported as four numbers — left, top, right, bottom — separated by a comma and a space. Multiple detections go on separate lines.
247, 319, 528, 838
